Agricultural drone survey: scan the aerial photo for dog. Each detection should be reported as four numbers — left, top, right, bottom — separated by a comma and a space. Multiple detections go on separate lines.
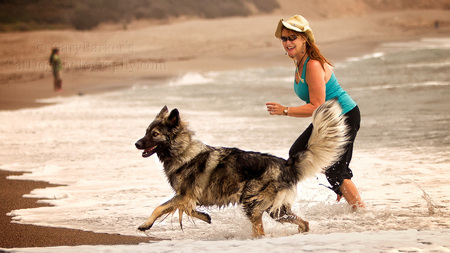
135, 99, 348, 237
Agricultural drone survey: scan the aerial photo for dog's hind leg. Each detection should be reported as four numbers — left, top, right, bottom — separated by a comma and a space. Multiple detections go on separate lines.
248, 211, 265, 237
276, 214, 309, 233
138, 198, 177, 231
271, 207, 309, 233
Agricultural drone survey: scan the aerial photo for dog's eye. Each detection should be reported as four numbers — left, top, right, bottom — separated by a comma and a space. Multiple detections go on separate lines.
152, 131, 159, 137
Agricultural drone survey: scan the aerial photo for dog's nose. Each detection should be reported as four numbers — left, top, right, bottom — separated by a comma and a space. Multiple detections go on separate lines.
135, 141, 142, 149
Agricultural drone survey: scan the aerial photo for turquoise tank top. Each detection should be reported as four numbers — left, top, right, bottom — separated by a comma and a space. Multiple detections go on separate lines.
294, 57, 356, 114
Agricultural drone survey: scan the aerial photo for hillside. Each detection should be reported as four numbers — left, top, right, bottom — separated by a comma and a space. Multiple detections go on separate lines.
275, 0, 449, 18
0, 0, 280, 31
1, 0, 449, 32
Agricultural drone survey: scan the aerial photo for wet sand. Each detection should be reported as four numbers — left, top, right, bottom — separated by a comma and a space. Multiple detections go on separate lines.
0, 170, 158, 248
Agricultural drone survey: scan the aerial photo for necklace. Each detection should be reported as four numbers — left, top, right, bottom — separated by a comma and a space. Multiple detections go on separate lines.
295, 52, 307, 84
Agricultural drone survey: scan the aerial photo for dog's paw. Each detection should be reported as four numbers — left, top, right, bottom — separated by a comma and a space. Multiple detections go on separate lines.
138, 224, 152, 231
205, 213, 212, 224
197, 211, 212, 224
298, 220, 310, 233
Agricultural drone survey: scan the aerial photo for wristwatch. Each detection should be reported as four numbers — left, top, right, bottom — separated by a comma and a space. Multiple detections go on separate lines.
283, 107, 288, 115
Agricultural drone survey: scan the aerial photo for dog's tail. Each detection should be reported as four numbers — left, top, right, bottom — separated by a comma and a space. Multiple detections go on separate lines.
295, 99, 349, 180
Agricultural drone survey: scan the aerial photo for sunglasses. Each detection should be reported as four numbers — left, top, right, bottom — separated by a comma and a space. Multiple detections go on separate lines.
280, 35, 298, 42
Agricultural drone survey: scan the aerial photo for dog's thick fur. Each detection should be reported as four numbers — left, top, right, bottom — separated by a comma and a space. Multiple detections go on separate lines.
135, 99, 348, 237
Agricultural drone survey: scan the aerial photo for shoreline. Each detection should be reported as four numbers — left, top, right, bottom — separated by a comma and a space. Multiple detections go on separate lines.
0, 33, 442, 112
0, 9, 449, 249
2, 33, 445, 112
1, 10, 449, 111
0, 170, 156, 249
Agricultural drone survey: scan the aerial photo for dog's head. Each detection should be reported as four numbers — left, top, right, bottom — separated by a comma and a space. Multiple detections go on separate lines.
135, 106, 181, 158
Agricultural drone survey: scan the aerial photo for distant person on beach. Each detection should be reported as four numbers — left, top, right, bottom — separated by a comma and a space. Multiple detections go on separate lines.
266, 15, 365, 210
49, 48, 62, 92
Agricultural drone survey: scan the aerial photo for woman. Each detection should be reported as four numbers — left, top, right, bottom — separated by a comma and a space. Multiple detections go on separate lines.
49, 48, 62, 92
266, 15, 365, 210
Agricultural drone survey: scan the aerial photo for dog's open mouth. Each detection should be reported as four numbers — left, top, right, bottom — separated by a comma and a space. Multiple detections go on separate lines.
142, 145, 157, 158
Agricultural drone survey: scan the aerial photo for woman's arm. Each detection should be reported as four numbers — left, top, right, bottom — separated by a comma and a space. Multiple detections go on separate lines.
266, 59, 326, 117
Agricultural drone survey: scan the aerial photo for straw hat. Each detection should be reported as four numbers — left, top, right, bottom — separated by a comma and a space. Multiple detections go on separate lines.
275, 15, 315, 43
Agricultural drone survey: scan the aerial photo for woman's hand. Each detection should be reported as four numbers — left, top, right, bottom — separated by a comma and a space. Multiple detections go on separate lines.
266, 102, 286, 116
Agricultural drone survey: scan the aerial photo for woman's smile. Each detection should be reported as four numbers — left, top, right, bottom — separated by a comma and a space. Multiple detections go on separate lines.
281, 32, 304, 58
286, 45, 296, 55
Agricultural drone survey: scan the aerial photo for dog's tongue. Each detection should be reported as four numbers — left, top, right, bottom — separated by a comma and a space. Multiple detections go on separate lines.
142, 146, 157, 158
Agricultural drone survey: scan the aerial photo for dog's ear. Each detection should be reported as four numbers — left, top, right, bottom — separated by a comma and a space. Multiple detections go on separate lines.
156, 106, 169, 119
167, 108, 180, 128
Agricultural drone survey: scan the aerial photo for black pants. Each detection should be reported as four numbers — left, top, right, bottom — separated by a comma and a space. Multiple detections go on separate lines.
289, 106, 361, 195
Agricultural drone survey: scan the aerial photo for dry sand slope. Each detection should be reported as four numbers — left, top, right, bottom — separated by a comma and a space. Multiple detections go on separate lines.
0, 2, 448, 110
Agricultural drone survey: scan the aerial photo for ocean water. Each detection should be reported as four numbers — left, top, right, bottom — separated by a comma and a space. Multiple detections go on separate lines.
1, 37, 449, 252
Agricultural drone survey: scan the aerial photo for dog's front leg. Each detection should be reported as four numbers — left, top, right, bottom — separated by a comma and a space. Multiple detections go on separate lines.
138, 198, 177, 231
191, 210, 212, 224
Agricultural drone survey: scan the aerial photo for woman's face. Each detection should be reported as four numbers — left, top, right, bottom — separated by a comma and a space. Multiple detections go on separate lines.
280, 29, 306, 58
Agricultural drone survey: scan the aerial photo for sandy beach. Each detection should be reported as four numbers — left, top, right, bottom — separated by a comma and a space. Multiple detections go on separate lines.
0, 170, 156, 248
1, 1, 449, 248
1, 7, 448, 111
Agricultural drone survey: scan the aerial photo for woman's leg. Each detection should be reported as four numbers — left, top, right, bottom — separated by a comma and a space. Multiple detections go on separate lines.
339, 179, 365, 210
289, 124, 313, 157
287, 124, 313, 166
326, 106, 365, 210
